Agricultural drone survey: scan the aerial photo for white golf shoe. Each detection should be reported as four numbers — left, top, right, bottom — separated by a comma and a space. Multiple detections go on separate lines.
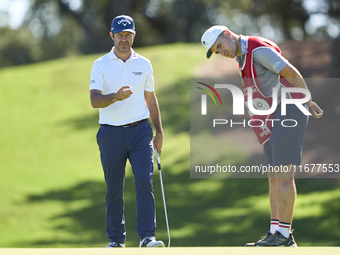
106, 241, 125, 248
139, 237, 165, 247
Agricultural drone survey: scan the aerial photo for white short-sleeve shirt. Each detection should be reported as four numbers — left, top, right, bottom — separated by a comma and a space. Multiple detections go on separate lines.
90, 48, 154, 125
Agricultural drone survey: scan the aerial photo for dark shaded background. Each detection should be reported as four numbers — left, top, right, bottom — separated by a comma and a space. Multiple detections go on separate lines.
1, 0, 340, 72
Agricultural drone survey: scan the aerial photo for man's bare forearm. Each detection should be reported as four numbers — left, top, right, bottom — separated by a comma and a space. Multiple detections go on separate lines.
90, 90, 117, 108
145, 92, 163, 134
145, 91, 164, 153
90, 86, 133, 108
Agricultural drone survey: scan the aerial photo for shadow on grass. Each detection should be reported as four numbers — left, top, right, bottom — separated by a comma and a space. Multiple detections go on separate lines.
292, 180, 340, 246
21, 165, 340, 247
46, 77, 340, 247
58, 112, 99, 130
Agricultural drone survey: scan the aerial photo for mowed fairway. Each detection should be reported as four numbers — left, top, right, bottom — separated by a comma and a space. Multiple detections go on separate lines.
0, 43, 339, 248
1, 247, 340, 255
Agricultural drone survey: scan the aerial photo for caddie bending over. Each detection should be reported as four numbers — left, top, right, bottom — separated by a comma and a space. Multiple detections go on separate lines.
201, 25, 323, 247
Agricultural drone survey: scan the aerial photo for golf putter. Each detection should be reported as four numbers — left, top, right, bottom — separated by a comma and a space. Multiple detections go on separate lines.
155, 148, 171, 247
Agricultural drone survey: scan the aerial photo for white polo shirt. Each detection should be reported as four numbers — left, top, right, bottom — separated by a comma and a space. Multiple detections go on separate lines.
90, 48, 154, 125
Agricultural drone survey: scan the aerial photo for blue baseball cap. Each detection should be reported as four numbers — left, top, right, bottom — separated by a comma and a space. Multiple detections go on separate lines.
111, 15, 135, 34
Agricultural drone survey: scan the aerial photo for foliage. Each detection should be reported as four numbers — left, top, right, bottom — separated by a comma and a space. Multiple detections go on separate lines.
0, 0, 340, 67
0, 27, 39, 66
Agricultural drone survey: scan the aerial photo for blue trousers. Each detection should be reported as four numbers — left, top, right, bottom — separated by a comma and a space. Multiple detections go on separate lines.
96, 120, 156, 243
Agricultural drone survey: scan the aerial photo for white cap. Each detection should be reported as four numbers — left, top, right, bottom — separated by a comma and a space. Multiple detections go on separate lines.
201, 25, 228, 58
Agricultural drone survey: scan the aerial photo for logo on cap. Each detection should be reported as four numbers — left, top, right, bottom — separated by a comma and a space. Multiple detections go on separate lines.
111, 15, 135, 33
118, 19, 132, 26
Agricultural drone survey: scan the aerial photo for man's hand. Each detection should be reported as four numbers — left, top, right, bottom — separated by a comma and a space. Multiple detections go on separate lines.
153, 132, 163, 156
308, 101, 324, 119
114, 86, 133, 101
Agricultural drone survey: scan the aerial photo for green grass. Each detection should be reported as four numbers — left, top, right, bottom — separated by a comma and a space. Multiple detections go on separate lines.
1, 247, 340, 255
0, 43, 339, 248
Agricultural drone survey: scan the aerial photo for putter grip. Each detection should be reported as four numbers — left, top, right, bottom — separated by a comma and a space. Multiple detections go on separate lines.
155, 149, 161, 169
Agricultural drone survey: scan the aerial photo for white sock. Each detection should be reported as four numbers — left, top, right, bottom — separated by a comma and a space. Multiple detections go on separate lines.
278, 222, 291, 238
270, 219, 279, 234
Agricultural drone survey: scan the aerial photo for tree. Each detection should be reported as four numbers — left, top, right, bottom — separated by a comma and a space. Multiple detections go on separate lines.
1, 0, 339, 67
0, 26, 39, 67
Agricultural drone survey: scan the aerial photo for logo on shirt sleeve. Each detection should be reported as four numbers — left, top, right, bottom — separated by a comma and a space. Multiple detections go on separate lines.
273, 61, 281, 70
90, 80, 96, 84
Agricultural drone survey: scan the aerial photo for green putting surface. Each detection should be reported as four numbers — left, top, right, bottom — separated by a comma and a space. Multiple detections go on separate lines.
1, 247, 339, 255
